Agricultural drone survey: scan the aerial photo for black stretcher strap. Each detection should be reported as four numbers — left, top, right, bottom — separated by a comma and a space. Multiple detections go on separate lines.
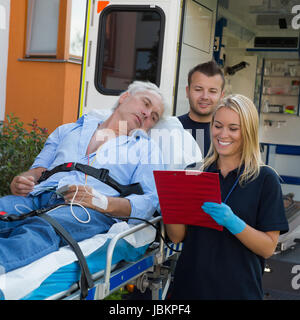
0, 205, 94, 300
2, 163, 145, 299
37, 162, 144, 197
39, 212, 94, 299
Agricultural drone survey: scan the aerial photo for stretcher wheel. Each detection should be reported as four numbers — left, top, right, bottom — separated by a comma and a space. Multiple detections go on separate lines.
136, 273, 149, 293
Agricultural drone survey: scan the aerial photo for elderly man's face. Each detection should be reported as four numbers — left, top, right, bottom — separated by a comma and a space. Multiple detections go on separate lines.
117, 91, 164, 133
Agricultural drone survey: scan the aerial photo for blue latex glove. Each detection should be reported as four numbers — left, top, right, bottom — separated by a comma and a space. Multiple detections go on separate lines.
202, 202, 246, 235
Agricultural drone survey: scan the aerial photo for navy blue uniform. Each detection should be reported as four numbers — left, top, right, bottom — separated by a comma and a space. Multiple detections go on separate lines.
178, 113, 210, 157
171, 163, 289, 300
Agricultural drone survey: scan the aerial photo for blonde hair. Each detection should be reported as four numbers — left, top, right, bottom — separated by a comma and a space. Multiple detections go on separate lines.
203, 94, 263, 185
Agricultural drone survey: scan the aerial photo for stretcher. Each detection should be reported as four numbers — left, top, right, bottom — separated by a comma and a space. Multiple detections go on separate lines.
0, 112, 201, 300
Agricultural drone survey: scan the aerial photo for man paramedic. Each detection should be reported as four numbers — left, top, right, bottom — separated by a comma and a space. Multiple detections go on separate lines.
178, 60, 225, 157
0, 81, 165, 273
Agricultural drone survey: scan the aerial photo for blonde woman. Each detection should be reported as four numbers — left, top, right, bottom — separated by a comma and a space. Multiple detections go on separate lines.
166, 94, 288, 300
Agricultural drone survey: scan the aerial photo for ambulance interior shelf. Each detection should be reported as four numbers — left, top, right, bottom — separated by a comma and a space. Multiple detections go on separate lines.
256, 58, 300, 117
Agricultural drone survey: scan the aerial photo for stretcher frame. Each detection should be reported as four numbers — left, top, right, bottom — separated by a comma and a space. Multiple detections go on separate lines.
48, 216, 182, 300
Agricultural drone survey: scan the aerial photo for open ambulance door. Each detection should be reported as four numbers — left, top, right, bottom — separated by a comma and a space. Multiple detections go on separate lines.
78, 0, 218, 118
174, 0, 218, 116
78, 0, 183, 117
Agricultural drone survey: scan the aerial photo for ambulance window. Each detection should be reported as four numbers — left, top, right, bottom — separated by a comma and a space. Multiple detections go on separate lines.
96, 7, 165, 95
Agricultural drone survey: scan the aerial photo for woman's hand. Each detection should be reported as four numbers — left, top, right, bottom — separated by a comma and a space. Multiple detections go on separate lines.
202, 201, 279, 258
202, 202, 246, 235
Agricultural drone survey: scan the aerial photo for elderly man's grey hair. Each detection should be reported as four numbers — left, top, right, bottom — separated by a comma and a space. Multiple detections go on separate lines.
112, 81, 169, 120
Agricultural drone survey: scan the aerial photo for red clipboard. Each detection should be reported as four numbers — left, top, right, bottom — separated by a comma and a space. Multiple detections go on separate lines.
153, 170, 223, 231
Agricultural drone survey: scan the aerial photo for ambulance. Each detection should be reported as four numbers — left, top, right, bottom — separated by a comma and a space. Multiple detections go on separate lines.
77, 0, 300, 299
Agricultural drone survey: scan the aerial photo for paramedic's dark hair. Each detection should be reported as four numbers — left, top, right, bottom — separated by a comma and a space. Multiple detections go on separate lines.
188, 60, 225, 90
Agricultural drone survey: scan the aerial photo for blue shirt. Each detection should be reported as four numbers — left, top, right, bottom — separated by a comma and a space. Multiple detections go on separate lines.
30, 114, 165, 223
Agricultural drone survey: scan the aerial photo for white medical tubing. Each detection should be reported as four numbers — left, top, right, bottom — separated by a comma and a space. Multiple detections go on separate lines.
70, 185, 91, 224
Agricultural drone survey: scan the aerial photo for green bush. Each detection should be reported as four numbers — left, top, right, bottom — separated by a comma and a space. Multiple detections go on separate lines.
0, 113, 48, 196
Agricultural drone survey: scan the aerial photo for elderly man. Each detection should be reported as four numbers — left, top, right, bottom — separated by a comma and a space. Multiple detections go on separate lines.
0, 81, 165, 273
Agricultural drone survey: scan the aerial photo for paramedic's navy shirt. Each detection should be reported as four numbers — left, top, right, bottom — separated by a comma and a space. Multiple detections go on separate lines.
178, 113, 210, 157
171, 163, 289, 300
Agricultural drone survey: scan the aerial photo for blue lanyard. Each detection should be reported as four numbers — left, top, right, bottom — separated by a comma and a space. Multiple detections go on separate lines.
223, 174, 241, 204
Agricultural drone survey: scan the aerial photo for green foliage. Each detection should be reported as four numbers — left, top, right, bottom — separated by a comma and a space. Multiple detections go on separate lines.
104, 287, 129, 300
0, 113, 48, 196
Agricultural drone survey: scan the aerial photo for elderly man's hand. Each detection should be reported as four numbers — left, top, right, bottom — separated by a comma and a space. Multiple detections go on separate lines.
10, 175, 35, 196
63, 185, 108, 211
10, 167, 46, 197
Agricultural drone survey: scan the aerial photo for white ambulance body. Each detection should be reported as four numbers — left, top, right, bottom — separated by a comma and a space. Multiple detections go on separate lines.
78, 0, 300, 203
78, 0, 300, 201
76, 0, 300, 299
78, 0, 218, 118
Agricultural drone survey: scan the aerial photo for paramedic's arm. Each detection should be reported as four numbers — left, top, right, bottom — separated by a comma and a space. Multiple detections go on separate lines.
10, 167, 46, 196
202, 171, 285, 259
202, 202, 280, 259
165, 224, 187, 244
235, 227, 279, 259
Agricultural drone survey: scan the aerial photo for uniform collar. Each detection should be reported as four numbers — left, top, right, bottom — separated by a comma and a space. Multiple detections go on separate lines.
209, 161, 244, 177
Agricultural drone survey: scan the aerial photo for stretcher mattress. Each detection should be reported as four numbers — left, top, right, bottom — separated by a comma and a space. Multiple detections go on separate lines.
0, 222, 155, 300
